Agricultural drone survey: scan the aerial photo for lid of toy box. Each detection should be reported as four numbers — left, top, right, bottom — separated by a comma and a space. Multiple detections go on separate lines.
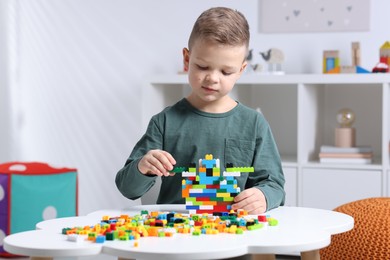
0, 162, 77, 175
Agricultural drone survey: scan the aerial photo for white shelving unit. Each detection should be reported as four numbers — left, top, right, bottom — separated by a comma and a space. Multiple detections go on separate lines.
149, 73, 390, 210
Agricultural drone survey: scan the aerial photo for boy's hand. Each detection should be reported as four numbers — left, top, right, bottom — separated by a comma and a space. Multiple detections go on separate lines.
231, 188, 267, 214
138, 150, 176, 177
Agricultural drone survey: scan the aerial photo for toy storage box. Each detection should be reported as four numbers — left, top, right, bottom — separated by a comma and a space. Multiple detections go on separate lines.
0, 162, 77, 256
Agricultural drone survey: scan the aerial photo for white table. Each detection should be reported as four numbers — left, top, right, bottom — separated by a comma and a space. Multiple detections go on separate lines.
4, 205, 353, 260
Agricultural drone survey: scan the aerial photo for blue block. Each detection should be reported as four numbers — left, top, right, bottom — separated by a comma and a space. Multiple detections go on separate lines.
201, 159, 216, 168
189, 192, 216, 197
186, 205, 200, 210
203, 189, 217, 193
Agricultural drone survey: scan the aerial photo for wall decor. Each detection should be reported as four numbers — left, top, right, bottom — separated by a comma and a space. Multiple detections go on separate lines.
258, 0, 370, 33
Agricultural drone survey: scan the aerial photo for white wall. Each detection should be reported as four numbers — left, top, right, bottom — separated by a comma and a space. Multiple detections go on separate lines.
1, 0, 389, 215
0, 0, 11, 161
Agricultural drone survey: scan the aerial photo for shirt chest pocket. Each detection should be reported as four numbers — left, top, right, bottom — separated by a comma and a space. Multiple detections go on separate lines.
224, 138, 256, 167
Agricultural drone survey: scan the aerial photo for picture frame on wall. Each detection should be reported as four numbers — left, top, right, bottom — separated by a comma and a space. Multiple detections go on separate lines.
258, 0, 370, 33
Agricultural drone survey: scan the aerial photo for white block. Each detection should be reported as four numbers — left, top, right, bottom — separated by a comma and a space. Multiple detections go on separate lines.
182, 171, 196, 177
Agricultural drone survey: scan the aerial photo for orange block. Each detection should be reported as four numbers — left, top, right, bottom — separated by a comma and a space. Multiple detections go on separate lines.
200, 200, 217, 206
146, 226, 160, 237
182, 185, 190, 198
326, 66, 340, 74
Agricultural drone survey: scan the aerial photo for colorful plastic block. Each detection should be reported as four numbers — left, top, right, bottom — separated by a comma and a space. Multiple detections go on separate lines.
180, 154, 254, 214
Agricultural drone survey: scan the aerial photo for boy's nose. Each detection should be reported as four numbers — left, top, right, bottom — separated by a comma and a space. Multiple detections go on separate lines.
205, 71, 219, 83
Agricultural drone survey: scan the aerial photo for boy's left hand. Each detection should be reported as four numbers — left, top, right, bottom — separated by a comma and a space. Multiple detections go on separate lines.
231, 188, 267, 214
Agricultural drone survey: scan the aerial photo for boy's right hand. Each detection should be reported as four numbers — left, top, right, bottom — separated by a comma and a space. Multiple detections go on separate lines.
138, 150, 176, 177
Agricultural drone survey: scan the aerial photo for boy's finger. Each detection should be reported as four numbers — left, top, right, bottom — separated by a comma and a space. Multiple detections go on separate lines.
161, 151, 177, 166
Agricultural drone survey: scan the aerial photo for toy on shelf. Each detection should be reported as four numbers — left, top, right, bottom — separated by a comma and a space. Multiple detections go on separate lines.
323, 50, 340, 73
259, 48, 285, 75
63, 210, 278, 245
175, 154, 254, 214
323, 42, 370, 74
372, 41, 390, 73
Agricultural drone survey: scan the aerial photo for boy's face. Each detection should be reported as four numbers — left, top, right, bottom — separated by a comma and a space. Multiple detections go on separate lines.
183, 39, 247, 108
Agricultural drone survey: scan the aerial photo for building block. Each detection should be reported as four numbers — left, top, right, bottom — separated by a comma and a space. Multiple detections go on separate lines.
323, 50, 340, 73
356, 66, 370, 73
0, 162, 77, 257
178, 154, 254, 214
323, 42, 370, 74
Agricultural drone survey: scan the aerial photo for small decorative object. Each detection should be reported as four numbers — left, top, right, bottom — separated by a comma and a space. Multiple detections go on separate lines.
323, 42, 370, 74
259, 48, 285, 74
245, 49, 263, 73
335, 108, 356, 147
372, 41, 390, 73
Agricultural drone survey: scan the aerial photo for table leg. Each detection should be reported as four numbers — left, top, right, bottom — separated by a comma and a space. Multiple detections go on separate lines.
301, 250, 320, 260
251, 254, 276, 260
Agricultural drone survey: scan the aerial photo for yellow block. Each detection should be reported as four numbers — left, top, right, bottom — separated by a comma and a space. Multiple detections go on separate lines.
205, 154, 213, 160
217, 192, 231, 197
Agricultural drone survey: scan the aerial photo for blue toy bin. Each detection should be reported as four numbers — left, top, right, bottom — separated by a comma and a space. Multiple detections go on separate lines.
0, 162, 78, 257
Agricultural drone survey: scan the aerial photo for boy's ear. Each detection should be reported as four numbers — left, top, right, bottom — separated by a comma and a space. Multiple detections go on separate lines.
182, 48, 190, 72
240, 61, 248, 74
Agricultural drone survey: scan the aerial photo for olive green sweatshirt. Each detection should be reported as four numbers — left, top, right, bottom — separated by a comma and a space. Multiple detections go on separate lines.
115, 98, 285, 211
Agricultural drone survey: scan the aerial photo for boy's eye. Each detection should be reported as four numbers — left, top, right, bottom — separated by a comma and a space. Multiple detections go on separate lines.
197, 65, 208, 70
222, 71, 233, 76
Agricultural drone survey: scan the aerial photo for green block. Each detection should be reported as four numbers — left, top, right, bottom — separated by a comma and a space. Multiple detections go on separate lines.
170, 166, 188, 173
210, 197, 224, 201
119, 235, 129, 241
226, 167, 254, 172
248, 223, 264, 231
106, 232, 114, 240
223, 197, 234, 202
268, 218, 278, 226
192, 184, 207, 189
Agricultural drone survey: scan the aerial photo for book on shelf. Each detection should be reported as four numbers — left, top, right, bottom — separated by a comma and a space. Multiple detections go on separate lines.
319, 157, 372, 164
319, 152, 373, 159
319, 145, 373, 164
320, 145, 373, 154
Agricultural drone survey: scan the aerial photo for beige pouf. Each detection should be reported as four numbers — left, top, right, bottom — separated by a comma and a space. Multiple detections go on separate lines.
321, 197, 390, 260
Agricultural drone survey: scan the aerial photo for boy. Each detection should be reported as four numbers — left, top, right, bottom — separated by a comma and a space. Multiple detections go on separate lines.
116, 7, 285, 214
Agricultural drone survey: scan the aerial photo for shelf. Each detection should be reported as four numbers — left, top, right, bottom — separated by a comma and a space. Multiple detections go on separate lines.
150, 73, 390, 210
151, 73, 390, 85
304, 161, 383, 170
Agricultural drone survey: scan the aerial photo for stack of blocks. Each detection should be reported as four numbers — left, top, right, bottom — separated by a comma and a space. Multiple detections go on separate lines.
180, 154, 254, 214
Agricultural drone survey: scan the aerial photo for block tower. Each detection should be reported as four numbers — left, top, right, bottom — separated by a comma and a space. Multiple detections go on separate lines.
180, 154, 254, 214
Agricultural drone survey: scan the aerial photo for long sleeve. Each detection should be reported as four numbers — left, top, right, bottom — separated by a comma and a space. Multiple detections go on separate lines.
115, 118, 162, 200
250, 121, 285, 210
115, 98, 285, 209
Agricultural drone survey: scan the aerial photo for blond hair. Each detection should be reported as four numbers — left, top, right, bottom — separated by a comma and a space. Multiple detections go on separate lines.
188, 7, 250, 50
